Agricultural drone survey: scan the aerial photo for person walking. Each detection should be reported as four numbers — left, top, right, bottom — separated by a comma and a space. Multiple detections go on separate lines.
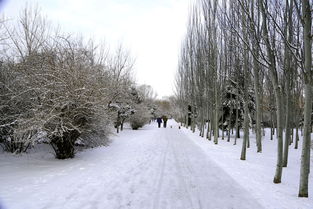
162, 115, 168, 128
157, 117, 162, 128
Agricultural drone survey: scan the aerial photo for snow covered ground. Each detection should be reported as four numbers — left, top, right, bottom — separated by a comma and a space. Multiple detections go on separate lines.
182, 125, 313, 209
0, 120, 312, 209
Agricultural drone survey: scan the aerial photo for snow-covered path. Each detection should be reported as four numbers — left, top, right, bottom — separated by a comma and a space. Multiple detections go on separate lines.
2, 120, 264, 209
147, 124, 264, 209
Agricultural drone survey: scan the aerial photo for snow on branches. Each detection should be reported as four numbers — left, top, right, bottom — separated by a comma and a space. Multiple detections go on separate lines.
0, 6, 140, 159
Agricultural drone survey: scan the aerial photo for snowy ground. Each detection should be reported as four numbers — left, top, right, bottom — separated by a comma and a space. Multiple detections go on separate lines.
0, 120, 312, 209
182, 124, 313, 209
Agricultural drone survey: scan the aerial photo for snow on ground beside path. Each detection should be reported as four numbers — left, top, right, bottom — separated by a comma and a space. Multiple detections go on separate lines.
0, 119, 311, 209
1, 120, 263, 209
0, 126, 163, 209
179, 123, 313, 209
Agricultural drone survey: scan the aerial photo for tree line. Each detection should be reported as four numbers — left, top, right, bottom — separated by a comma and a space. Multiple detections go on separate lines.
174, 0, 312, 198
0, 6, 156, 159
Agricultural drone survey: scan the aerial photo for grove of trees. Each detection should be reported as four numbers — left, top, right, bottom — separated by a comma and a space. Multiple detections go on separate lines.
174, 0, 312, 197
0, 6, 155, 159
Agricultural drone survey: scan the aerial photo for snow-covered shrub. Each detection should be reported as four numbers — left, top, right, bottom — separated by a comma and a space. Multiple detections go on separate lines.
109, 102, 135, 133
1, 128, 38, 154
77, 110, 112, 148
0, 6, 135, 159
36, 39, 114, 158
0, 59, 40, 153
129, 105, 150, 130
0, 35, 114, 158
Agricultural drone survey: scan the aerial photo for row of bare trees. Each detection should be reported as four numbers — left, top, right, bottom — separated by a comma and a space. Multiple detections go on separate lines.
0, 7, 152, 159
175, 0, 312, 197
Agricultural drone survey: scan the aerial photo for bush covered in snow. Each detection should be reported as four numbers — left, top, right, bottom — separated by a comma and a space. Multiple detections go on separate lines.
0, 6, 160, 159
0, 7, 136, 159
129, 106, 150, 130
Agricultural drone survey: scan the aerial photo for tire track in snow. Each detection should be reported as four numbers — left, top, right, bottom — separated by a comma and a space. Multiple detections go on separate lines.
169, 130, 203, 209
43, 129, 162, 209
168, 132, 196, 209
176, 125, 265, 209
152, 131, 170, 209
13, 122, 265, 209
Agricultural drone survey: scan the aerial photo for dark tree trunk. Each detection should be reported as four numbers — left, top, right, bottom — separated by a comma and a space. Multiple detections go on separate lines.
50, 129, 80, 159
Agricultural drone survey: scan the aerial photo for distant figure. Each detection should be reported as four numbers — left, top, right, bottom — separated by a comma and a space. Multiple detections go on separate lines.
157, 117, 162, 128
162, 115, 168, 128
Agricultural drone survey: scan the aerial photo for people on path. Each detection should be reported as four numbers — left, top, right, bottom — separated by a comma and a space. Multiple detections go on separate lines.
156, 117, 162, 128
162, 115, 168, 128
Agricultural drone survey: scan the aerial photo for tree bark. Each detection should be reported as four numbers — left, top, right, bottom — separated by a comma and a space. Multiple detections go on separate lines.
260, 0, 284, 183
228, 94, 233, 142
234, 96, 239, 145
241, 8, 249, 160
295, 117, 299, 149
214, 87, 219, 144
253, 56, 262, 152
298, 0, 312, 197
283, 0, 293, 168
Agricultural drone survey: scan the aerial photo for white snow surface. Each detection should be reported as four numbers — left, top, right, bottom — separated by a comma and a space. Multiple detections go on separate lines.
0, 120, 312, 209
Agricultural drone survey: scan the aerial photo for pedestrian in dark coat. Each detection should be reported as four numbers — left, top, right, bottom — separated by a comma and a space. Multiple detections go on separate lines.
162, 115, 168, 128
156, 117, 162, 128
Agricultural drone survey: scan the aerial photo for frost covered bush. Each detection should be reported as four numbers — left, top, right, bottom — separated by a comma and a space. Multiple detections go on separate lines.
0, 126, 37, 153
31, 39, 114, 159
126, 85, 158, 130
76, 112, 112, 148
129, 105, 150, 130
0, 15, 109, 158
0, 60, 40, 153
0, 6, 137, 159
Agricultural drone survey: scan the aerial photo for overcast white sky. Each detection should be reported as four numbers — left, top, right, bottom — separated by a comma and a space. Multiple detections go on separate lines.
2, 0, 192, 98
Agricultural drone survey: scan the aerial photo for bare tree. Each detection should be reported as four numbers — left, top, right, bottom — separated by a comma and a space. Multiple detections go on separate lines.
298, 0, 312, 198
175, 0, 311, 197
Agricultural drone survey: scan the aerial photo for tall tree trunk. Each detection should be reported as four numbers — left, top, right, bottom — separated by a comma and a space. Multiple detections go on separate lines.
121, 120, 124, 131
213, 1, 219, 144
250, 0, 262, 152
253, 58, 262, 152
298, 0, 312, 197
273, 91, 284, 183
283, 78, 291, 167
290, 100, 294, 145
270, 112, 274, 140
228, 95, 233, 142
234, 93, 239, 145
191, 105, 196, 133
214, 88, 219, 144
283, 0, 293, 167
200, 109, 205, 137
241, 9, 249, 160
222, 108, 225, 140
241, 100, 249, 160
208, 100, 214, 141
207, 102, 212, 140
295, 116, 299, 149
260, 0, 284, 183
299, 83, 312, 197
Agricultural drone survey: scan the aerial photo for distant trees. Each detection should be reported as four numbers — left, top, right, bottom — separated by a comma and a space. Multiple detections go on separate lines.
175, 0, 312, 197
0, 6, 151, 159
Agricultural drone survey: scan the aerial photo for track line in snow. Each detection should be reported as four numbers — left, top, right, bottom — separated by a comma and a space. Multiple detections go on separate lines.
168, 132, 197, 209
170, 130, 204, 209
152, 131, 170, 209
0, 121, 266, 209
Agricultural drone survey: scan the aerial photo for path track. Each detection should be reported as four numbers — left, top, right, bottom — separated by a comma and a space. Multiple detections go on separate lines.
0, 120, 264, 209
